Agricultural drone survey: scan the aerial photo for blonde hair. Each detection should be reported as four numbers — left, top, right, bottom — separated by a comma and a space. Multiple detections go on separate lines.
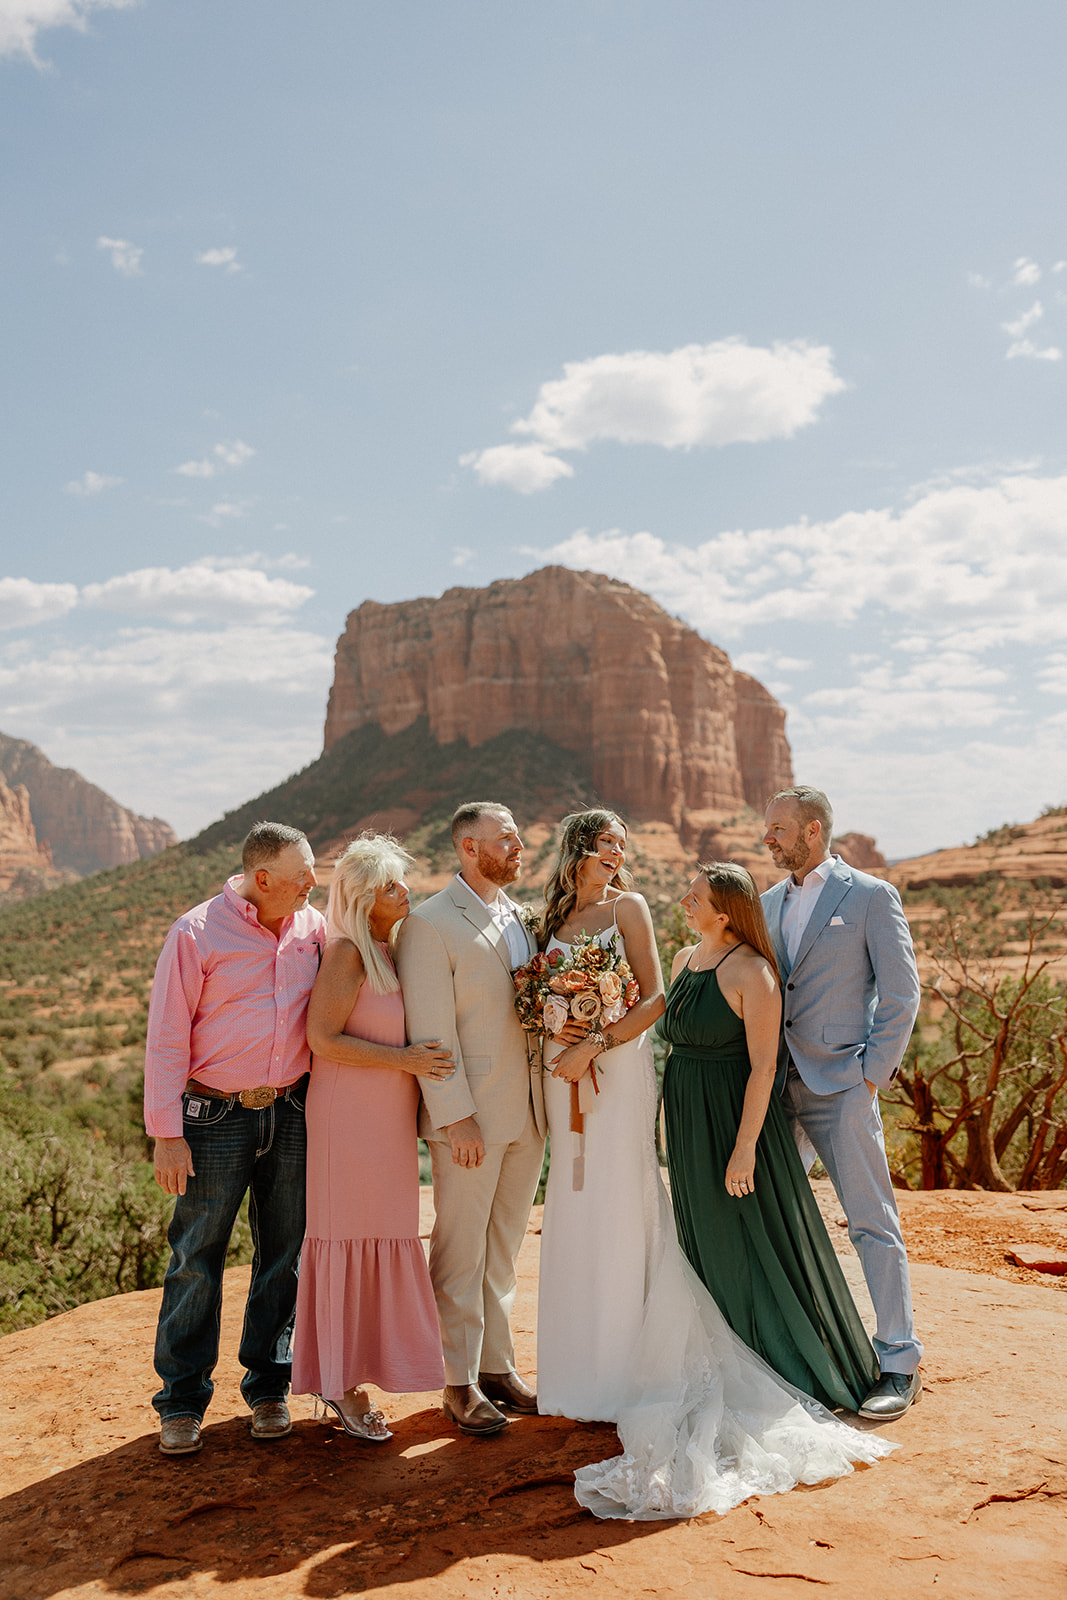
698, 861, 780, 983
327, 832, 414, 994
542, 809, 633, 944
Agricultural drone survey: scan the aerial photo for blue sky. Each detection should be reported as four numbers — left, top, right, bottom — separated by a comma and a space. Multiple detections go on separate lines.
2, 0, 1066, 857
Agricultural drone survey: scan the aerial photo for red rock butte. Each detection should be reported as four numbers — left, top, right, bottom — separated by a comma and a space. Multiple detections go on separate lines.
324, 567, 792, 829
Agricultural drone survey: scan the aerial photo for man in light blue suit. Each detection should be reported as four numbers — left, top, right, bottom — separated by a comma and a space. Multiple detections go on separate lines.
761, 785, 923, 1420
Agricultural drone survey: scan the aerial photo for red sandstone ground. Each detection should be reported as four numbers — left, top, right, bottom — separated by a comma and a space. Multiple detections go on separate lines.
1, 1186, 1065, 1600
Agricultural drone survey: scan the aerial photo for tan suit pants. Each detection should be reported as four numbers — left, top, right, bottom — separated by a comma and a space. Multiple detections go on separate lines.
427, 1105, 544, 1385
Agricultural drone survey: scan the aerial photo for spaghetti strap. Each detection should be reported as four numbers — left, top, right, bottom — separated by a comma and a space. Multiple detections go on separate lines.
711, 942, 745, 972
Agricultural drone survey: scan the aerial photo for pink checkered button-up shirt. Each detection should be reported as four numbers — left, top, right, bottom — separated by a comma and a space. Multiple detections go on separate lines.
144, 876, 326, 1138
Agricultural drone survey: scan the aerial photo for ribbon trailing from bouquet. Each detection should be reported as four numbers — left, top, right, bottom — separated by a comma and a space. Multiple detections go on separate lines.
569, 1065, 600, 1190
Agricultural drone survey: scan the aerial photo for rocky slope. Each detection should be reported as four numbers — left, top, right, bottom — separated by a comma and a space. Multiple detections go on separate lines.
890, 807, 1067, 890
324, 567, 793, 830
0, 732, 176, 878
0, 769, 64, 900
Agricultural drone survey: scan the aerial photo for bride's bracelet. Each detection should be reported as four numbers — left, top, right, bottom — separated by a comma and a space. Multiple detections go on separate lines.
588, 1030, 620, 1055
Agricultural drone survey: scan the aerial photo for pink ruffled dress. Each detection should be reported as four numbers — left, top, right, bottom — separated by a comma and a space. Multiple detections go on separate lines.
292, 954, 444, 1398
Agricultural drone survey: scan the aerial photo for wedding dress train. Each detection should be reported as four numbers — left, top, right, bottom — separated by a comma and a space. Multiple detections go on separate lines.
536, 929, 894, 1521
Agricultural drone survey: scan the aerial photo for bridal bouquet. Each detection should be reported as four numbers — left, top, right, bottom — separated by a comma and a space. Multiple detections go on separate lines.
513, 931, 640, 1038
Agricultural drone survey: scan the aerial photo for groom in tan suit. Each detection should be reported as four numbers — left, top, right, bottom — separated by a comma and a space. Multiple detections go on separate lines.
396, 801, 546, 1435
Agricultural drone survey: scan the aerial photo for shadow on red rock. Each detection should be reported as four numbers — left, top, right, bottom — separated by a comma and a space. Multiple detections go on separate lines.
1, 1405, 669, 1597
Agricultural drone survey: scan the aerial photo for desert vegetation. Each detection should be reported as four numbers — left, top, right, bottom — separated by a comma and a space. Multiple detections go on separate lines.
0, 843, 254, 1333
889, 880, 1067, 1192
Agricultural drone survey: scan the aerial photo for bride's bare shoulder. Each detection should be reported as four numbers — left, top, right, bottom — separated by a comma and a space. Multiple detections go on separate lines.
611, 889, 653, 926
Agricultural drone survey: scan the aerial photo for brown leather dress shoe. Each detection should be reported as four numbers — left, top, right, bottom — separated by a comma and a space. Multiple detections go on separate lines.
442, 1383, 508, 1436
478, 1370, 538, 1414
249, 1400, 292, 1440
159, 1415, 203, 1455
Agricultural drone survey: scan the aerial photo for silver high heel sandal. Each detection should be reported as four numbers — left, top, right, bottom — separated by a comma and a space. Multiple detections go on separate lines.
314, 1394, 393, 1442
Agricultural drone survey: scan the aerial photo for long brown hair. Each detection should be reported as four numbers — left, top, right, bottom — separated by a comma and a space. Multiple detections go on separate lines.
541, 809, 634, 944
698, 861, 780, 983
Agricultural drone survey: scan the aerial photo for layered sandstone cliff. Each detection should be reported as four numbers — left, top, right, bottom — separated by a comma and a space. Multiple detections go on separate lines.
890, 808, 1067, 891
0, 770, 64, 899
0, 733, 177, 877
324, 567, 792, 828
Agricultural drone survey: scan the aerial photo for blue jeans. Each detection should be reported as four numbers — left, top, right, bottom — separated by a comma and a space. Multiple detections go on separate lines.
152, 1081, 307, 1421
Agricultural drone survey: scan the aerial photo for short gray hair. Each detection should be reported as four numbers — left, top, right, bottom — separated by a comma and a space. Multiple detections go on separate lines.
242, 822, 308, 872
766, 786, 834, 839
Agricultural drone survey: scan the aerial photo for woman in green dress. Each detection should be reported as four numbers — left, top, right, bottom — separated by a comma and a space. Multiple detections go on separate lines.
660, 862, 878, 1412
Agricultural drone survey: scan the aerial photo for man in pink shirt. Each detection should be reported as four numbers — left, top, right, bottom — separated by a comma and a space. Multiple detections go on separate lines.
146, 822, 325, 1456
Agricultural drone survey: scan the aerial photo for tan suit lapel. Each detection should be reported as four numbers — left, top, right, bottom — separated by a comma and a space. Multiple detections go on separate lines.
448, 879, 515, 976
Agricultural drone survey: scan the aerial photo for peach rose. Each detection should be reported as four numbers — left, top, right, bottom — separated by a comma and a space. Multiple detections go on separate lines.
571, 991, 602, 1024
559, 969, 589, 994
543, 996, 570, 1035
598, 971, 623, 1004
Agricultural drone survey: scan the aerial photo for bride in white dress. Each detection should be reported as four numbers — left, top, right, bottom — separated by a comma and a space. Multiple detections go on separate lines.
535, 810, 894, 1520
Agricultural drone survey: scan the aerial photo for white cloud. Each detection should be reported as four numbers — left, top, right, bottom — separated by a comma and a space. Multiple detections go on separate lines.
791, 730, 1067, 861
1037, 653, 1067, 695
0, 0, 137, 64
0, 577, 78, 630
173, 438, 256, 478
1001, 299, 1062, 361
460, 443, 574, 494
1005, 339, 1062, 362
967, 271, 992, 290
0, 622, 333, 837
1002, 300, 1044, 339
800, 649, 1010, 739
462, 338, 845, 491
81, 563, 313, 623
214, 440, 255, 468
451, 545, 474, 567
200, 500, 250, 527
1053, 261, 1067, 274
528, 471, 1067, 646
1011, 256, 1042, 287
195, 246, 242, 274
63, 469, 122, 496
733, 651, 813, 676
520, 466, 1067, 851
96, 234, 143, 276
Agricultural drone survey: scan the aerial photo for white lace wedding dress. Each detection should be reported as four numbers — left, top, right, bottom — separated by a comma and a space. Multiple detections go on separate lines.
537, 925, 895, 1521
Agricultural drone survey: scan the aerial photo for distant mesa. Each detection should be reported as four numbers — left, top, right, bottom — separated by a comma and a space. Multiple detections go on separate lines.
0, 732, 176, 900
890, 809, 1067, 892
831, 833, 889, 875
323, 566, 792, 842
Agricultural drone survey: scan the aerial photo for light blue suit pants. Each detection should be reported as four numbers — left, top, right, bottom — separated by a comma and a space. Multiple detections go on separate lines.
785, 1067, 923, 1375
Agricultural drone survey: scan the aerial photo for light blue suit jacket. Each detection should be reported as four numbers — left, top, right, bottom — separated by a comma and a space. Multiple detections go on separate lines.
761, 858, 920, 1096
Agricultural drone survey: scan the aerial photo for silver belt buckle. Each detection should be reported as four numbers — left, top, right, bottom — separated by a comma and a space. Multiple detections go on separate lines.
239, 1086, 278, 1109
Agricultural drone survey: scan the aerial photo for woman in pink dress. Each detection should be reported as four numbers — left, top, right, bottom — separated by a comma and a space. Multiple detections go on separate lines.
292, 833, 454, 1438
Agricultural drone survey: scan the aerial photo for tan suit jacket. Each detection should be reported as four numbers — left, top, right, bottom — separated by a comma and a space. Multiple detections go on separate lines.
396, 878, 547, 1144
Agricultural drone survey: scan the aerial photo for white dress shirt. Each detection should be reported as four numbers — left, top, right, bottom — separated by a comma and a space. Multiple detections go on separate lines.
454, 874, 530, 969
779, 854, 837, 964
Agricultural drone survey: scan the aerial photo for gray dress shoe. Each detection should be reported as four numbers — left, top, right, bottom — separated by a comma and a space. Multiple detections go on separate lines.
159, 1415, 203, 1455
858, 1371, 922, 1420
249, 1400, 292, 1440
